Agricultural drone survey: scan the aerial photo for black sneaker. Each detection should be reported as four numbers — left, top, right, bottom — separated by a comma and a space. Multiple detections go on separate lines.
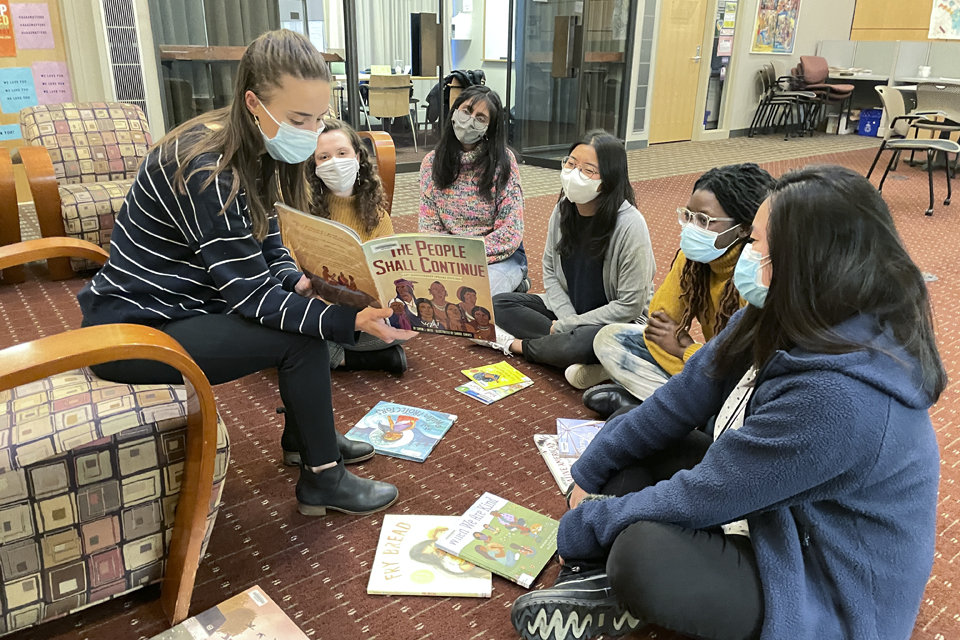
511, 561, 644, 640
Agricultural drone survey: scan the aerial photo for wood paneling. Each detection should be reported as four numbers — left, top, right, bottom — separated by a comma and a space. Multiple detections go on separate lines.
851, 0, 932, 40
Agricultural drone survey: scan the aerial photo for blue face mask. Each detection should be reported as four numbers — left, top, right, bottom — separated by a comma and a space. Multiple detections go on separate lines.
733, 244, 770, 308
679, 223, 740, 263
256, 102, 323, 164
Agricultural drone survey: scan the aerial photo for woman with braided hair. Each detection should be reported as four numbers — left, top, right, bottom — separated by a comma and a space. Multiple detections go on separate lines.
585, 163, 774, 417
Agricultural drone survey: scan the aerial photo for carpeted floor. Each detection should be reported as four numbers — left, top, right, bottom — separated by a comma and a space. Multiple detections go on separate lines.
2, 142, 959, 640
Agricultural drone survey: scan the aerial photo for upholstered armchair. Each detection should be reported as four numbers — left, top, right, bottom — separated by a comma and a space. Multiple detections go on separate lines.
0, 238, 229, 635
15, 102, 152, 278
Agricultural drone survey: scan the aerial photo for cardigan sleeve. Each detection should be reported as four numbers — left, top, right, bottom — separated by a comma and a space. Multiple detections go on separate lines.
483, 151, 524, 263
418, 152, 446, 235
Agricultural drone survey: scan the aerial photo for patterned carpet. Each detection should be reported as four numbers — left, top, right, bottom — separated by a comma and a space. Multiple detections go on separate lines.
2, 141, 958, 640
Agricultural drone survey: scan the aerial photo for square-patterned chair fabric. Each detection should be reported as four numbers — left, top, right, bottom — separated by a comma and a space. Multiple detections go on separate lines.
0, 369, 229, 636
19, 103, 152, 185
58, 180, 133, 271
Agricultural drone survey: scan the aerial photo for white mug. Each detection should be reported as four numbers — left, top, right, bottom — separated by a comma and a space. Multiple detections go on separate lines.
919, 66, 932, 78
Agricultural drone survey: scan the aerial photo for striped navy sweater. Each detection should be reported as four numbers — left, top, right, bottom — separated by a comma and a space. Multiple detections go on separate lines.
78, 142, 358, 345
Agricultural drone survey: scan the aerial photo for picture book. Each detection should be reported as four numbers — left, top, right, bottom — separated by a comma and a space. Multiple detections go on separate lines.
460, 361, 529, 390
455, 379, 533, 405
437, 493, 559, 588
367, 515, 492, 597
557, 418, 605, 458
149, 586, 307, 640
344, 401, 458, 462
277, 203, 497, 338
533, 434, 575, 493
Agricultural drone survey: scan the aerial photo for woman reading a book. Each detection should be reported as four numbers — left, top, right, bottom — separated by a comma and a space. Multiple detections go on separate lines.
76, 30, 415, 519
307, 118, 408, 376
419, 85, 528, 296
511, 167, 943, 640
476, 130, 656, 391
584, 163, 774, 418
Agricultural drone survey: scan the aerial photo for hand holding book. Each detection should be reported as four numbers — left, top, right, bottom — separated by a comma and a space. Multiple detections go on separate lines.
356, 307, 419, 344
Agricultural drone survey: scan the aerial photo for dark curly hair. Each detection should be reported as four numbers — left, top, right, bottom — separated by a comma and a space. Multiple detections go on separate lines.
307, 119, 386, 234
677, 163, 775, 340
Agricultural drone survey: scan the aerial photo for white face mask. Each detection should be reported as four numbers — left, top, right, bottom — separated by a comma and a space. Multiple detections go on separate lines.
561, 167, 602, 204
315, 156, 360, 194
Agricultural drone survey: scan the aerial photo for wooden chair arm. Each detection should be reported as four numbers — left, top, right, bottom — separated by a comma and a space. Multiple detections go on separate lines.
0, 324, 219, 626
17, 145, 73, 280
0, 237, 108, 274
0, 149, 24, 284
357, 130, 396, 214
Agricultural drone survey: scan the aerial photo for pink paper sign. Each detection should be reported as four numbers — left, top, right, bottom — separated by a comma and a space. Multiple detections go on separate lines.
32, 60, 72, 104
11, 3, 54, 50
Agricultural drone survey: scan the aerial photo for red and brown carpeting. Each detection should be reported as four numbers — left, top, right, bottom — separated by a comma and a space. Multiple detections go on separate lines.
3, 146, 958, 640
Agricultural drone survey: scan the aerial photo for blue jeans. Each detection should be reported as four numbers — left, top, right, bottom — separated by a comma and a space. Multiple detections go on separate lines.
594, 323, 671, 401
487, 247, 528, 297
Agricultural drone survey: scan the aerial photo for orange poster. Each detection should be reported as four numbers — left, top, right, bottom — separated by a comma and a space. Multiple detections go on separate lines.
0, 0, 15, 57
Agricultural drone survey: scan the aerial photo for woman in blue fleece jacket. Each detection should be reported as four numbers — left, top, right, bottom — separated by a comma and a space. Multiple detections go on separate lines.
511, 166, 945, 640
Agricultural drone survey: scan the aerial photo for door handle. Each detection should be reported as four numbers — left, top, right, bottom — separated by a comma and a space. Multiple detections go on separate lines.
692, 45, 701, 62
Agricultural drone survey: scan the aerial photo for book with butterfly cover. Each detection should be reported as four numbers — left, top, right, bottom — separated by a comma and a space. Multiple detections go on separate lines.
436, 493, 559, 588
556, 418, 605, 458
343, 401, 457, 462
367, 515, 492, 597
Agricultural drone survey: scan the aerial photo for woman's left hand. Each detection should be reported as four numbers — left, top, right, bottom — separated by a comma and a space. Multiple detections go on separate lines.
645, 311, 694, 359
295, 274, 314, 298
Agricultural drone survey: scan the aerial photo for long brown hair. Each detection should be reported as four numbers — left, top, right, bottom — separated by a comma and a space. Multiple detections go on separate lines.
307, 119, 387, 234
677, 163, 774, 339
162, 30, 330, 241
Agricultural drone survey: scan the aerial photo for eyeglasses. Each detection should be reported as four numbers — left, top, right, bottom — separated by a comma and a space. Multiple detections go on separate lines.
677, 207, 735, 231
562, 156, 600, 180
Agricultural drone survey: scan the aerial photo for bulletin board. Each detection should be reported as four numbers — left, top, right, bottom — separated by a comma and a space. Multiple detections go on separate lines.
0, 0, 72, 150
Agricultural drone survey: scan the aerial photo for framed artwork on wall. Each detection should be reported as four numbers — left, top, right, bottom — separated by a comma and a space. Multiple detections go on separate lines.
750, 0, 802, 55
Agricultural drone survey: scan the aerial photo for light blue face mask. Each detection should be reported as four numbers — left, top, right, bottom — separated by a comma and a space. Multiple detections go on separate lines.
679, 223, 740, 263
256, 102, 323, 164
734, 244, 770, 308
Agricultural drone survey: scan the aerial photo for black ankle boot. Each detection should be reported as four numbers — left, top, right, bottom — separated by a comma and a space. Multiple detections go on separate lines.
342, 344, 407, 376
296, 459, 398, 516
278, 409, 376, 466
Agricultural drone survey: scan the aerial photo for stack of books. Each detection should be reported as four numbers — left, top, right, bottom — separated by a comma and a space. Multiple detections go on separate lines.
456, 361, 533, 404
534, 419, 605, 494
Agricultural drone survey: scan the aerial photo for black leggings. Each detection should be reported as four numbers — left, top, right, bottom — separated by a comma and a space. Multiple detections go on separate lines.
493, 293, 601, 369
88, 314, 339, 467
599, 431, 765, 640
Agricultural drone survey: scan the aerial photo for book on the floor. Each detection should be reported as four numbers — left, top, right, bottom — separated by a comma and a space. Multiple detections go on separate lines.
367, 515, 493, 597
149, 586, 307, 640
533, 434, 575, 493
343, 401, 457, 462
460, 361, 529, 390
556, 418, 605, 458
277, 203, 498, 338
455, 379, 534, 405
436, 492, 559, 588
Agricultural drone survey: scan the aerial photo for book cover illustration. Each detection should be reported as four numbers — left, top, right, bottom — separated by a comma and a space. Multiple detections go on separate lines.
277, 203, 498, 338
455, 379, 533, 405
557, 418, 605, 458
460, 361, 529, 390
344, 401, 458, 462
367, 515, 492, 597
437, 492, 559, 588
149, 586, 307, 640
533, 434, 575, 493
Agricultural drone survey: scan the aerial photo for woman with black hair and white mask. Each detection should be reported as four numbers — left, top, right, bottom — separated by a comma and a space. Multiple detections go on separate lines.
477, 130, 656, 390
419, 85, 528, 295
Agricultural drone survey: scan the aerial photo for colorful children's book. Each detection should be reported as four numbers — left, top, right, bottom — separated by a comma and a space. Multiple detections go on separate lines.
367, 515, 493, 597
277, 203, 498, 338
533, 434, 575, 493
149, 586, 307, 640
455, 379, 533, 405
556, 418, 605, 458
460, 361, 528, 390
437, 493, 559, 588
344, 401, 457, 462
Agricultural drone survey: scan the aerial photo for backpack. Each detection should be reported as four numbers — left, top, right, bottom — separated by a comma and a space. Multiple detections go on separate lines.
425, 69, 487, 124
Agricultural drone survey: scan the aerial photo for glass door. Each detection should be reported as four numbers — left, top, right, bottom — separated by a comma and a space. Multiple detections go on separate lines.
513, 0, 636, 166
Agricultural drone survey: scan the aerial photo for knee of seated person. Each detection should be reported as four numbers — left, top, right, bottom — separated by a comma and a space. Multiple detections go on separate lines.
594, 324, 625, 358
607, 521, 676, 595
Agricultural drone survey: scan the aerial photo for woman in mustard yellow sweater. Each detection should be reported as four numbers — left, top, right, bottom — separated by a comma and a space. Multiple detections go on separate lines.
307, 119, 406, 375
585, 164, 774, 417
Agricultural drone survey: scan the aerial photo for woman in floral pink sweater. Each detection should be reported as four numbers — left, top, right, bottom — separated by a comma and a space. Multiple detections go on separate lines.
419, 86, 527, 296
